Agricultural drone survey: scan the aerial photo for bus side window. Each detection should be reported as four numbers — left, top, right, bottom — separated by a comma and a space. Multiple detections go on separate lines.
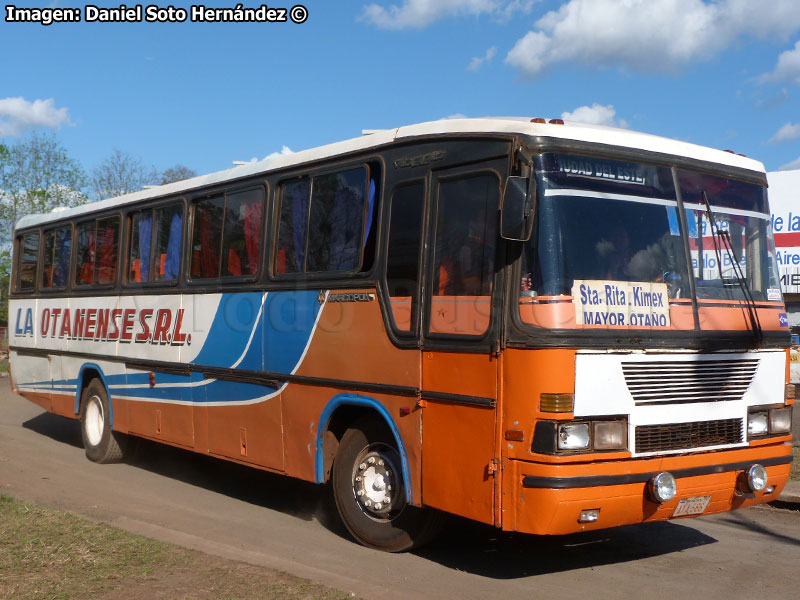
222, 189, 263, 277
276, 178, 310, 274
129, 210, 154, 283
96, 217, 120, 285
17, 232, 40, 291
41, 226, 72, 289
386, 182, 424, 332
307, 167, 367, 272
191, 196, 224, 278
153, 204, 183, 281
74, 221, 96, 286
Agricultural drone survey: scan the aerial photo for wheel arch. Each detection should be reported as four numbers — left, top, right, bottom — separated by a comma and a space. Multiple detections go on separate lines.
315, 393, 414, 504
73, 364, 114, 427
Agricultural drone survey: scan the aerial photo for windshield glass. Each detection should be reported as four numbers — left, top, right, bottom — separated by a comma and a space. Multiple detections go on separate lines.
519, 153, 781, 333
678, 171, 781, 304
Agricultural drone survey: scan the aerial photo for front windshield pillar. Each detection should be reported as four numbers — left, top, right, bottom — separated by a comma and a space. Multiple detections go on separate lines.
672, 165, 701, 331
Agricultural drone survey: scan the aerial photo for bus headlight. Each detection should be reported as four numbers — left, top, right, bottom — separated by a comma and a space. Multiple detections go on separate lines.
593, 421, 627, 450
558, 423, 590, 450
747, 412, 769, 437
769, 407, 792, 434
746, 464, 768, 492
649, 472, 677, 503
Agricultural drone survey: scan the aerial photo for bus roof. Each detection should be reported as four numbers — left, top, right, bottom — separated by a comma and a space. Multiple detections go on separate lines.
15, 117, 766, 230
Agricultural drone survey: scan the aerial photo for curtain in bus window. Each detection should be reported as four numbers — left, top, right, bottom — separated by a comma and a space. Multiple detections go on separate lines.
164, 212, 182, 280
192, 197, 224, 278
42, 227, 71, 288
222, 189, 263, 277
97, 217, 119, 285
75, 222, 96, 286
129, 211, 153, 283
277, 179, 310, 273
54, 227, 71, 287
153, 204, 182, 281
307, 168, 366, 272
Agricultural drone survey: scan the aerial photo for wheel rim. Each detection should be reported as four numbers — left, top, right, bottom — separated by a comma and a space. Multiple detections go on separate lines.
351, 443, 405, 520
85, 395, 104, 447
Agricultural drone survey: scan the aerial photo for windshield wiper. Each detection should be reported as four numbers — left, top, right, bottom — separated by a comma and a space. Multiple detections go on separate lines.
701, 191, 763, 344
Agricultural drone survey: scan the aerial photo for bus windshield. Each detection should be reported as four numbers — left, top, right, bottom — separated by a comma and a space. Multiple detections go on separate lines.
519, 153, 781, 332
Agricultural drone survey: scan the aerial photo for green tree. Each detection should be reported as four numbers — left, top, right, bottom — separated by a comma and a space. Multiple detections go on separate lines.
91, 149, 158, 200
0, 134, 88, 325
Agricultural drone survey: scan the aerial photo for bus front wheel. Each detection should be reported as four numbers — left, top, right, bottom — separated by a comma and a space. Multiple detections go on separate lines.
331, 417, 442, 552
80, 379, 126, 464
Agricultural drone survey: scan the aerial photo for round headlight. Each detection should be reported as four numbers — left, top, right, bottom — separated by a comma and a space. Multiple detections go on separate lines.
649, 472, 677, 503
746, 464, 768, 492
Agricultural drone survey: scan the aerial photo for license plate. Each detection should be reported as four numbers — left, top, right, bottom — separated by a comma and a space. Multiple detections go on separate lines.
672, 495, 712, 517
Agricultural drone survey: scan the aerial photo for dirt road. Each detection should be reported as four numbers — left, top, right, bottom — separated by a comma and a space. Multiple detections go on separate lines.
1, 379, 798, 599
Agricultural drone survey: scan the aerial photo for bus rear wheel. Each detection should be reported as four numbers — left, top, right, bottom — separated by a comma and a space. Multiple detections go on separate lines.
331, 417, 442, 552
80, 379, 125, 464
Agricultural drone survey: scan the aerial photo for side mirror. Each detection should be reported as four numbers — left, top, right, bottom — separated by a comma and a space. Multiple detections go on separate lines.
500, 176, 535, 241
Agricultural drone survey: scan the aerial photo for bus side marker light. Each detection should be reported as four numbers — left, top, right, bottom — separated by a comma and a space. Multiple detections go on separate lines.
746, 464, 767, 492
504, 429, 524, 442
540, 393, 574, 413
399, 407, 411, 417
648, 472, 677, 503
149, 372, 155, 388
578, 509, 600, 523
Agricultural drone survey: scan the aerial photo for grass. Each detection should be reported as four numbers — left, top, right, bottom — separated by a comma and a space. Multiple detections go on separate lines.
792, 447, 800, 481
0, 494, 355, 600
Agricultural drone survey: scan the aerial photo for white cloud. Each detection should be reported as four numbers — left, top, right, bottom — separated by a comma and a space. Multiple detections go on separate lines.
444, 113, 468, 119
506, 0, 800, 78
769, 122, 800, 144
778, 156, 800, 171
467, 46, 497, 71
264, 145, 294, 160
360, 0, 534, 30
561, 103, 628, 128
0, 97, 71, 137
759, 41, 800, 85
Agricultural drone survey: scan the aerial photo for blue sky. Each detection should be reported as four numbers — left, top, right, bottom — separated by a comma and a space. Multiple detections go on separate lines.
2, 0, 800, 179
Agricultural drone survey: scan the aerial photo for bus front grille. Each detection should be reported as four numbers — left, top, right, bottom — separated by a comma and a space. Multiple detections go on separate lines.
634, 418, 743, 454
622, 359, 759, 405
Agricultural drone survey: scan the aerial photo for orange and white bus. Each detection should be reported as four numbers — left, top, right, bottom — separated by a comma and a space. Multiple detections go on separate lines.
9, 118, 794, 551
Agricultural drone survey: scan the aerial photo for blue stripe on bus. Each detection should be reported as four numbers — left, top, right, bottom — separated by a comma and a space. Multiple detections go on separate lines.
17, 290, 324, 406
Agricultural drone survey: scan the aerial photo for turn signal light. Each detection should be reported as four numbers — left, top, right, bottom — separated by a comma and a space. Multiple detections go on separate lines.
540, 393, 574, 413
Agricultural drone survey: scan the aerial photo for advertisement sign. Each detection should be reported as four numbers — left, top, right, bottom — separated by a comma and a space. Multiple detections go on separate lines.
767, 170, 800, 295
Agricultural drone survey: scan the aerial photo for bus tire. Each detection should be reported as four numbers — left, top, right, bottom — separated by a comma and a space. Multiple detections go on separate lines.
332, 417, 442, 552
80, 379, 125, 464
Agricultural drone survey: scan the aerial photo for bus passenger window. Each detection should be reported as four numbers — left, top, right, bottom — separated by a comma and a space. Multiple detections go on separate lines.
276, 179, 310, 274
74, 221, 96, 286
96, 217, 120, 285
17, 232, 40, 291
386, 182, 424, 332
222, 189, 263, 277
130, 210, 153, 283
191, 196, 224, 278
307, 168, 367, 272
153, 204, 183, 281
41, 226, 71, 289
